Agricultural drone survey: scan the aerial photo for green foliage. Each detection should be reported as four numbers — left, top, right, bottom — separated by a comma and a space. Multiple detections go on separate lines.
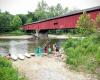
0, 56, 27, 80
18, 14, 28, 25
26, 18, 33, 24
95, 13, 100, 29
48, 29, 66, 35
0, 56, 12, 67
27, 11, 38, 22
0, 56, 18, 80
63, 32, 100, 73
11, 15, 22, 30
76, 12, 96, 35
56, 30, 64, 35
34, 0, 48, 20
48, 4, 68, 18
95, 47, 100, 63
0, 67, 18, 80
0, 12, 13, 33
10, 30, 26, 36
34, 0, 68, 20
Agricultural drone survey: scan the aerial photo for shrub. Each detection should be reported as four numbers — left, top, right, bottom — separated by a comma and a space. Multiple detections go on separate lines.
95, 13, 100, 29
95, 47, 100, 63
63, 33, 100, 73
0, 67, 18, 80
0, 56, 12, 67
76, 12, 96, 35
0, 56, 27, 80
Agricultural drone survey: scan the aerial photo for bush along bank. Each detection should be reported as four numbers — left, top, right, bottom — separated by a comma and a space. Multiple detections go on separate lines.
0, 56, 27, 80
63, 32, 100, 79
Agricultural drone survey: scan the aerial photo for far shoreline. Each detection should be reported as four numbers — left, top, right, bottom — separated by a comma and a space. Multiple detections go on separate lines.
0, 34, 84, 39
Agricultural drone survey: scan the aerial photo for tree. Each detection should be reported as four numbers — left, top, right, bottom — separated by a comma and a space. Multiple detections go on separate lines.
11, 15, 22, 30
34, 0, 48, 20
0, 12, 13, 33
76, 12, 96, 35
27, 11, 38, 22
55, 3, 65, 16
34, 1, 69, 21
48, 3, 68, 18
18, 14, 28, 25
26, 18, 33, 24
48, 6, 56, 18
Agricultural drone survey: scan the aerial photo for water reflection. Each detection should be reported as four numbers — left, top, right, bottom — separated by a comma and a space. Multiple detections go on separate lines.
9, 40, 28, 55
0, 39, 48, 56
0, 39, 64, 56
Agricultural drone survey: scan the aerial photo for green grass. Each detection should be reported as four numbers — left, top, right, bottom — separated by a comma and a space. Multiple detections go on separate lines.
63, 32, 100, 79
0, 30, 26, 36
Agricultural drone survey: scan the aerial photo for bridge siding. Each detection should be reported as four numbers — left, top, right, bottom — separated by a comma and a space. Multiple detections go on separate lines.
23, 10, 100, 30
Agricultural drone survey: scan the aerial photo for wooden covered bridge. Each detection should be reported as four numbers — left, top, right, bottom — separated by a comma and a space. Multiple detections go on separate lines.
22, 6, 100, 35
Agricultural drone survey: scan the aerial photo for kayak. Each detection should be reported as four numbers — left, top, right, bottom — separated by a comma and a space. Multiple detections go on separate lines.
18, 54, 24, 60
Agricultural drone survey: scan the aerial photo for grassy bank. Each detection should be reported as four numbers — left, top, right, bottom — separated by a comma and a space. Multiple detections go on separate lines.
0, 56, 27, 80
0, 30, 26, 36
63, 32, 100, 79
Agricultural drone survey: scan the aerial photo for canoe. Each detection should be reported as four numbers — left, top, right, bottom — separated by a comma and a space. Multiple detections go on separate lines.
18, 54, 24, 60
11, 54, 18, 61
30, 53, 35, 56
24, 53, 31, 58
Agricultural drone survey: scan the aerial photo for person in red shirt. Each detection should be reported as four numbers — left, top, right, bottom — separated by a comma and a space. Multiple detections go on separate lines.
44, 46, 48, 56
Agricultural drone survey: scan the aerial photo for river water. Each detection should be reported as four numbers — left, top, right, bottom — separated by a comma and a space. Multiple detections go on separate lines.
0, 39, 65, 56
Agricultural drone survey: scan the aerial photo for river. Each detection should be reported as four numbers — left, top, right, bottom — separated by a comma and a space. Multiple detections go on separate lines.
0, 38, 65, 56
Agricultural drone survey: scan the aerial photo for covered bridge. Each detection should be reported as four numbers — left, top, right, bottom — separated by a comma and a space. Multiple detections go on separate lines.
22, 6, 100, 31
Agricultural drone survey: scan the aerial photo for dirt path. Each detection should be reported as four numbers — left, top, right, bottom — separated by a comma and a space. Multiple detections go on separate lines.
13, 56, 97, 80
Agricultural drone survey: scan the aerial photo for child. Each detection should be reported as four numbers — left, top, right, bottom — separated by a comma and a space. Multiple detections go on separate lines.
44, 46, 48, 56
48, 45, 52, 55
52, 44, 60, 57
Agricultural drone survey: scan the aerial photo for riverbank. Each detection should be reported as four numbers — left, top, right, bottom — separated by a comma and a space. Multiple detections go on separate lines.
0, 35, 33, 39
0, 34, 84, 39
48, 34, 84, 39
13, 56, 97, 80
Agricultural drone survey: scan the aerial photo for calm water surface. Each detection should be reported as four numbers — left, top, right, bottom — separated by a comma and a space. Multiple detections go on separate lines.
0, 39, 65, 56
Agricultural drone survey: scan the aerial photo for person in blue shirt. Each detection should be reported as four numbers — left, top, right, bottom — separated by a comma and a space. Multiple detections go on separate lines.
35, 46, 43, 56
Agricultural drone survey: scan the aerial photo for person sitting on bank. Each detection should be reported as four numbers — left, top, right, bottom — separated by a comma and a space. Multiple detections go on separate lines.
48, 45, 52, 55
44, 46, 48, 56
35, 46, 43, 56
52, 44, 60, 57
52, 44, 57, 56
5, 53, 11, 60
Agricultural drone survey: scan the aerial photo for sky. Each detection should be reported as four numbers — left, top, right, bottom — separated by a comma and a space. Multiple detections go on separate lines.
0, 0, 100, 15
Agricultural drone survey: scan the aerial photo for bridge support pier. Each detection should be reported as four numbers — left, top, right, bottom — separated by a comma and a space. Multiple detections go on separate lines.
35, 30, 39, 37
34, 30, 48, 39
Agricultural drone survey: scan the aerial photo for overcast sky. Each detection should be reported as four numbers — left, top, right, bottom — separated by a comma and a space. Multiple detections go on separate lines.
0, 0, 100, 14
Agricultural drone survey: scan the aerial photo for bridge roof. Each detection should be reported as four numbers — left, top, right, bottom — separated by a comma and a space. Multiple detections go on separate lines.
24, 6, 100, 26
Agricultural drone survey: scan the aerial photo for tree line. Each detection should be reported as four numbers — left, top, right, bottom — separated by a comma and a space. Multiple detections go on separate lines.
0, 0, 68, 33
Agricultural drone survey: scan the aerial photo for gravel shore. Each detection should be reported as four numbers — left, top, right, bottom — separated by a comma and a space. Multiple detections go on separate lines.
13, 56, 97, 80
